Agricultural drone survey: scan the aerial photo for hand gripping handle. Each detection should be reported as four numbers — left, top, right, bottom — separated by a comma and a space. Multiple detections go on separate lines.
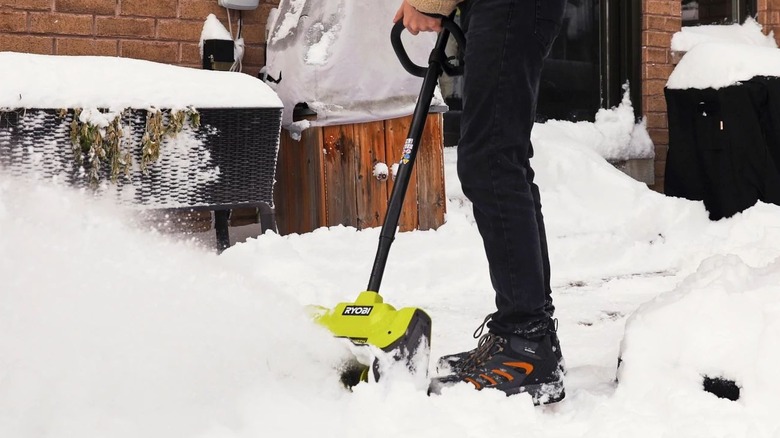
390, 14, 466, 78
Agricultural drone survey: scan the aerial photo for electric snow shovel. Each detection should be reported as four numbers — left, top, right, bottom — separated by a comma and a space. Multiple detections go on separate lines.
309, 15, 466, 387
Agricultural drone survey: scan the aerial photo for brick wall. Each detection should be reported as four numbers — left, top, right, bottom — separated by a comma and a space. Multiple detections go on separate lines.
643, 0, 681, 192
0, 0, 278, 74
757, 0, 780, 40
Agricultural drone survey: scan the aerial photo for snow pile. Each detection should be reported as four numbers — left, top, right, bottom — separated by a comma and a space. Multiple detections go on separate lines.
5, 108, 780, 435
667, 43, 780, 90
264, 0, 442, 127
532, 88, 654, 161
0, 52, 281, 109
617, 254, 780, 429
671, 17, 777, 52
0, 179, 349, 438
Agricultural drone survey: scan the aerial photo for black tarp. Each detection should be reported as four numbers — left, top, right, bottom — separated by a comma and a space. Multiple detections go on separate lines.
664, 77, 780, 220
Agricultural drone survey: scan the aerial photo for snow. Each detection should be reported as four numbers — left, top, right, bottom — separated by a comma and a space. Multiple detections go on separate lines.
671, 17, 777, 52
373, 162, 389, 181
264, 0, 444, 127
667, 19, 780, 90
200, 14, 233, 42
3, 5, 780, 435
535, 87, 654, 161
0, 52, 282, 109
3, 106, 780, 436
199, 14, 234, 58
667, 43, 780, 90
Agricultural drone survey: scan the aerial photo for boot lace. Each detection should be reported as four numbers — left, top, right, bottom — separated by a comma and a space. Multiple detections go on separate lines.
462, 332, 505, 372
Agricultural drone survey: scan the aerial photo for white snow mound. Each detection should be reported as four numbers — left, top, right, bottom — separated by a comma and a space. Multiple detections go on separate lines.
618, 254, 780, 412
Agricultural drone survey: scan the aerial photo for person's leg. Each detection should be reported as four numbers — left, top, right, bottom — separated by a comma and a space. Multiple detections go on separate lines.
456, 0, 564, 336
430, 0, 566, 401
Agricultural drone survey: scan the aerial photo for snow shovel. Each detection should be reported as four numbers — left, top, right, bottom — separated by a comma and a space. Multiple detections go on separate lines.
308, 14, 466, 387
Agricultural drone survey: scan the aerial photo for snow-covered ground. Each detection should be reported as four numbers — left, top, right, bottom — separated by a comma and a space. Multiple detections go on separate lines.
3, 103, 780, 436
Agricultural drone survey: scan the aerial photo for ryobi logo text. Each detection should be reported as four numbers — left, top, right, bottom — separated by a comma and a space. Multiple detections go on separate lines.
342, 306, 373, 316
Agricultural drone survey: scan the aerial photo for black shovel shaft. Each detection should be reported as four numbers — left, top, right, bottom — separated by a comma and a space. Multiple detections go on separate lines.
367, 20, 462, 293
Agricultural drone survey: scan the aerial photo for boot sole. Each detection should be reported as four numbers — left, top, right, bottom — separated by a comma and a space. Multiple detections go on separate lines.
503, 380, 565, 405
428, 378, 565, 405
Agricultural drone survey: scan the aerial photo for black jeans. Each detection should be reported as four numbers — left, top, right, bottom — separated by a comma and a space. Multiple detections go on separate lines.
457, 0, 565, 336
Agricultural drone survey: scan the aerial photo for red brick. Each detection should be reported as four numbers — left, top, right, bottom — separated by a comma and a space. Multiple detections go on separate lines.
643, 47, 668, 64
0, 33, 53, 53
56, 36, 117, 55
645, 95, 667, 113
642, 79, 667, 97
0, 0, 52, 11
120, 39, 177, 63
120, 0, 176, 18
240, 22, 266, 43
645, 15, 680, 32
646, 112, 669, 130
648, 128, 670, 146
653, 142, 669, 161
178, 0, 227, 21
644, 63, 675, 80
654, 159, 667, 180
644, 31, 673, 48
29, 12, 92, 35
95, 16, 154, 38
0, 11, 26, 32
180, 41, 201, 65
235, 3, 273, 24
242, 43, 263, 66
644, 1, 674, 15
157, 19, 203, 41
55, 0, 115, 15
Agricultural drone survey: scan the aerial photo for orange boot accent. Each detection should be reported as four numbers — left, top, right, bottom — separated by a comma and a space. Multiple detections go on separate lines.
479, 374, 497, 385
464, 377, 482, 390
503, 361, 534, 375
492, 369, 515, 381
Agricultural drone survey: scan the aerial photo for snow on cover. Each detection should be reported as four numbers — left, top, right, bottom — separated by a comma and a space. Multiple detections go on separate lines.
668, 18, 780, 90
670, 17, 777, 52
0, 52, 282, 109
264, 0, 443, 127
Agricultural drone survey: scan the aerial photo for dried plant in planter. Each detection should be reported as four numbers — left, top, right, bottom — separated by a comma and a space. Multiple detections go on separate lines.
63, 106, 201, 185
141, 107, 201, 172
66, 108, 131, 185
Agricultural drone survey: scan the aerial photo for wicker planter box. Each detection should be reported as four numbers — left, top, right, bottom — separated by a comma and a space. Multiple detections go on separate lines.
0, 106, 282, 246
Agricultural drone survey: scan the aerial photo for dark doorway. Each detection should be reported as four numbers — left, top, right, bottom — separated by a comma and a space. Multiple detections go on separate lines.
537, 0, 641, 122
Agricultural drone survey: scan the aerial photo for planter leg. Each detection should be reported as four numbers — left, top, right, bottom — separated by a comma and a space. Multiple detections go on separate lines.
258, 203, 277, 234
214, 209, 231, 253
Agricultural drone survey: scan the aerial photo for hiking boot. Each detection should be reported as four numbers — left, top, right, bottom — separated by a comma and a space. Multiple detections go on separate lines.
429, 332, 565, 404
437, 317, 565, 376
435, 313, 494, 374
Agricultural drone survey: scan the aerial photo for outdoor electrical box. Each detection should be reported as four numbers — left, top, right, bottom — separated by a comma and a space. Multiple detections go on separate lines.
202, 39, 234, 71
218, 0, 259, 10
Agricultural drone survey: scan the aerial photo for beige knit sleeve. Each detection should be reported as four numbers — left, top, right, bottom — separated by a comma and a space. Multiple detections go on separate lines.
406, 0, 460, 16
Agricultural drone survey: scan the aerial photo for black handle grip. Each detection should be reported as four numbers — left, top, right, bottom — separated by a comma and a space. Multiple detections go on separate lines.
391, 15, 466, 78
